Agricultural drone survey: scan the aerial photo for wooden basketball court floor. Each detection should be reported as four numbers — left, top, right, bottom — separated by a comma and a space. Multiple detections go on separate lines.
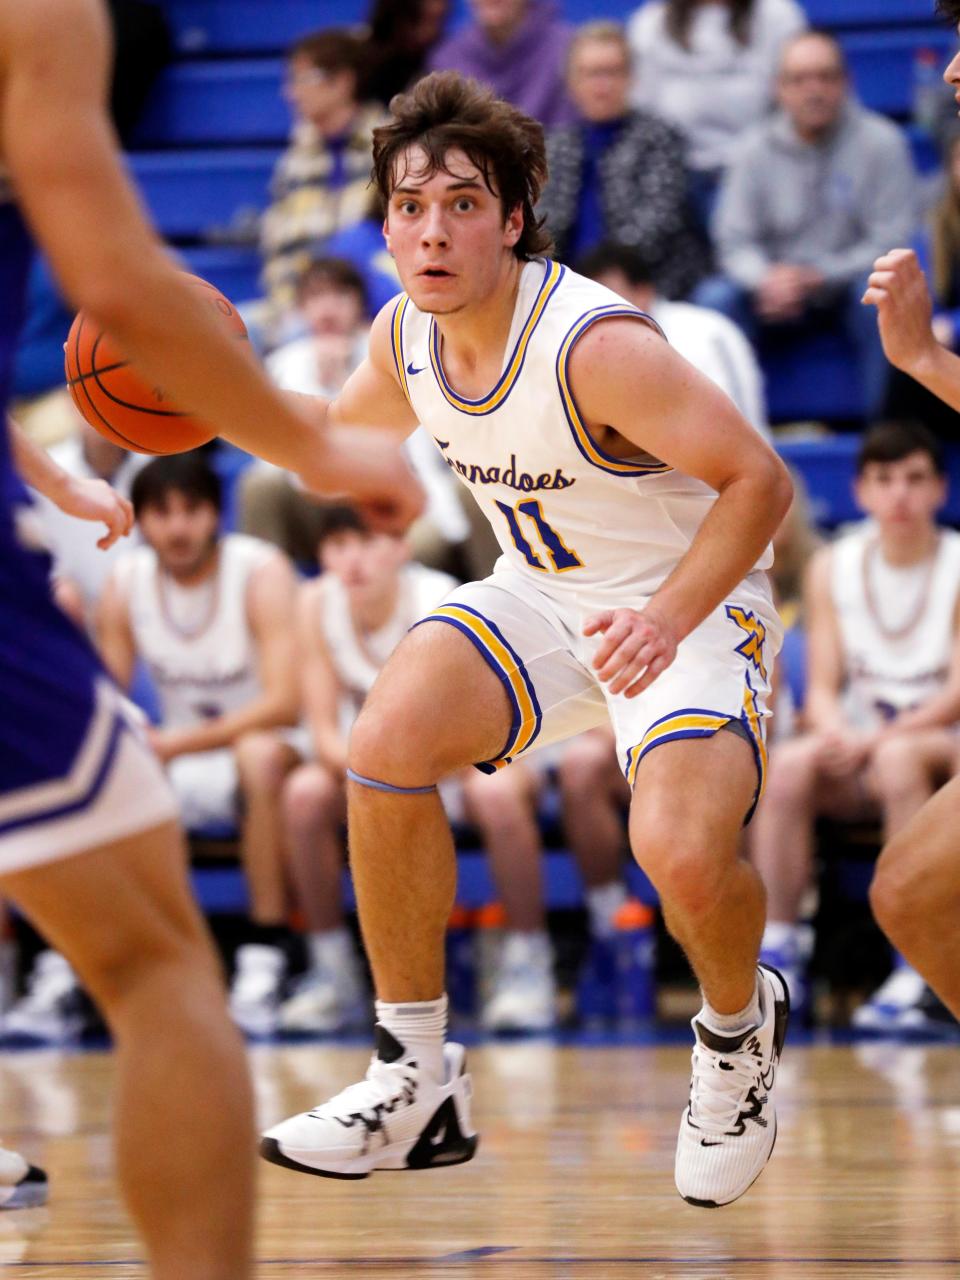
0, 1037, 958, 1277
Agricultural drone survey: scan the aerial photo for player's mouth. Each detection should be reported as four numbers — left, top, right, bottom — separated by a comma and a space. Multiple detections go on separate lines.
419, 266, 455, 280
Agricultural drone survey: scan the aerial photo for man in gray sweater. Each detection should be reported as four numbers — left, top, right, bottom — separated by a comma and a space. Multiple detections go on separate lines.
698, 30, 917, 418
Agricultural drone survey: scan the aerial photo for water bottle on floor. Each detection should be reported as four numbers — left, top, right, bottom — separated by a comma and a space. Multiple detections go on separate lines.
613, 901, 656, 1026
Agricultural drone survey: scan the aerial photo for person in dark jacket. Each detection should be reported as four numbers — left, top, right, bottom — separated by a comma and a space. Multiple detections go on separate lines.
538, 21, 708, 299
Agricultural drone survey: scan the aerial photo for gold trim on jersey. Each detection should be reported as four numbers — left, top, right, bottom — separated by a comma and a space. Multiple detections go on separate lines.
427, 260, 565, 416
556, 306, 674, 478
390, 294, 413, 405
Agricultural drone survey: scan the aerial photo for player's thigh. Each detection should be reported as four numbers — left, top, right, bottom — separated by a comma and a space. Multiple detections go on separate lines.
350, 577, 606, 783
0, 819, 219, 1013
610, 595, 779, 842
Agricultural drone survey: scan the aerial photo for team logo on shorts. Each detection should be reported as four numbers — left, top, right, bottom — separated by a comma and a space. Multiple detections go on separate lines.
726, 606, 767, 682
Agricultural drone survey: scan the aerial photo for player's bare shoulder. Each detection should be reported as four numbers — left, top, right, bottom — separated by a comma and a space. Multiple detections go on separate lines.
328, 295, 419, 434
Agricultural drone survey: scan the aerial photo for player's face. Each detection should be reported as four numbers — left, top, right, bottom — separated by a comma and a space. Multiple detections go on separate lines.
470, 0, 527, 33
138, 492, 220, 578
854, 452, 947, 531
299, 284, 365, 337
778, 37, 846, 136
568, 40, 630, 124
284, 56, 354, 128
383, 147, 523, 315
944, 31, 960, 105
320, 529, 407, 597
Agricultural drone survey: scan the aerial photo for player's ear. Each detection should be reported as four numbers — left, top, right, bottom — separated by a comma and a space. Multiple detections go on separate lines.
503, 203, 523, 250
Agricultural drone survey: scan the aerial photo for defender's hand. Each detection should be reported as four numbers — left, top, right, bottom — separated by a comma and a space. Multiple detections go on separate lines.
862, 249, 938, 375
584, 606, 678, 698
56, 476, 134, 549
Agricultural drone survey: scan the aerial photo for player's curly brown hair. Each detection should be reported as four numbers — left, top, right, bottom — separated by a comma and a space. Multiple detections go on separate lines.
371, 71, 552, 261
937, 0, 960, 26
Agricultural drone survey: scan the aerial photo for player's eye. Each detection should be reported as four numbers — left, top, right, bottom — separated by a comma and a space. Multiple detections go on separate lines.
454, 198, 474, 212
398, 201, 418, 215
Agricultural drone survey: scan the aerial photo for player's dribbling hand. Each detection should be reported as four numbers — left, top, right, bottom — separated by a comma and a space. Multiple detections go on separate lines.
584, 606, 678, 698
55, 476, 134, 550
862, 249, 937, 375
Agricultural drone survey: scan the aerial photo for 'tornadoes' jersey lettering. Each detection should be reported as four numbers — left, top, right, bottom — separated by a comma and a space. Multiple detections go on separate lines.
392, 259, 774, 607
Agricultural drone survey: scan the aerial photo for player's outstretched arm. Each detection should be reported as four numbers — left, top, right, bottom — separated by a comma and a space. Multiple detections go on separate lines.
571, 319, 792, 694
863, 248, 960, 412
0, 0, 418, 528
7, 416, 133, 548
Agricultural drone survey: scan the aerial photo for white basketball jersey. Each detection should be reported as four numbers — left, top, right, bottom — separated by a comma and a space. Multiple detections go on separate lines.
113, 533, 276, 728
391, 258, 773, 608
831, 525, 960, 727
319, 563, 456, 718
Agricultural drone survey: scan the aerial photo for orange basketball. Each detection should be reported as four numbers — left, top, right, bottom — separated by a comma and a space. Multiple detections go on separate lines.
65, 274, 249, 455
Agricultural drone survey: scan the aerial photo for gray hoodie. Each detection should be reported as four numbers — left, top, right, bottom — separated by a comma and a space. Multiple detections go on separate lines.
714, 100, 917, 292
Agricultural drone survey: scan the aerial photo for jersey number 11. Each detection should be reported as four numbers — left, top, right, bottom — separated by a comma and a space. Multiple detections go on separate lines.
494, 499, 583, 573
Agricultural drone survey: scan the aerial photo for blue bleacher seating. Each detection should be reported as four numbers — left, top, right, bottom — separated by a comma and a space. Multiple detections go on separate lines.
778, 438, 960, 529
839, 28, 955, 117
762, 328, 863, 425
178, 246, 263, 304
130, 148, 276, 239
804, 0, 937, 27
163, 1, 368, 56
134, 60, 289, 148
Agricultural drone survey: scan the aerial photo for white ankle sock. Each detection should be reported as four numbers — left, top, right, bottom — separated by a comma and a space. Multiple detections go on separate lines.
701, 980, 761, 1037
375, 995, 447, 1081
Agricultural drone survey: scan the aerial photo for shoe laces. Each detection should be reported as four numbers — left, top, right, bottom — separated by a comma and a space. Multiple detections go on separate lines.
688, 1038, 763, 1137
310, 1056, 418, 1123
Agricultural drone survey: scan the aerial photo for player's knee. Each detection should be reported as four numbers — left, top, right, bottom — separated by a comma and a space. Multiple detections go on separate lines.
763, 737, 819, 807
348, 702, 444, 785
630, 812, 719, 917
870, 735, 922, 793
84, 913, 217, 1016
234, 730, 290, 791
283, 765, 341, 831
870, 840, 939, 944
558, 735, 615, 796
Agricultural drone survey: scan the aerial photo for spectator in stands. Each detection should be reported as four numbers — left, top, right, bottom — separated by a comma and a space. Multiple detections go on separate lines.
27, 414, 146, 627
364, 0, 450, 107
628, 0, 807, 223
750, 423, 960, 1031
260, 30, 385, 326
428, 0, 574, 130
96, 456, 301, 1038
700, 31, 917, 421
539, 24, 708, 297
243, 508, 557, 1034
321, 189, 403, 317
577, 241, 766, 428
240, 259, 371, 566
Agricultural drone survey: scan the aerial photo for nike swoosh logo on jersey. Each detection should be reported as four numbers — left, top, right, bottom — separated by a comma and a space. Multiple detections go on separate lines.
407, 361, 426, 375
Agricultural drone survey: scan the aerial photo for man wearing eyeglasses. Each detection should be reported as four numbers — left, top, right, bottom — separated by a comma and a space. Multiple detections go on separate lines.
696, 30, 917, 420
260, 29, 386, 330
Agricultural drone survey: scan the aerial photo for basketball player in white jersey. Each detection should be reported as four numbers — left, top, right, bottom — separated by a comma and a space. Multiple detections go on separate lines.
240, 71, 793, 1207
94, 454, 304, 1034
750, 422, 960, 1030
249, 506, 557, 1035
853, 0, 960, 1030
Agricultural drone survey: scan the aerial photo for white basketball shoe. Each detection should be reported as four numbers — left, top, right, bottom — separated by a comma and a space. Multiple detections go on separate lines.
675, 963, 790, 1208
260, 1025, 478, 1179
0, 1148, 47, 1209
